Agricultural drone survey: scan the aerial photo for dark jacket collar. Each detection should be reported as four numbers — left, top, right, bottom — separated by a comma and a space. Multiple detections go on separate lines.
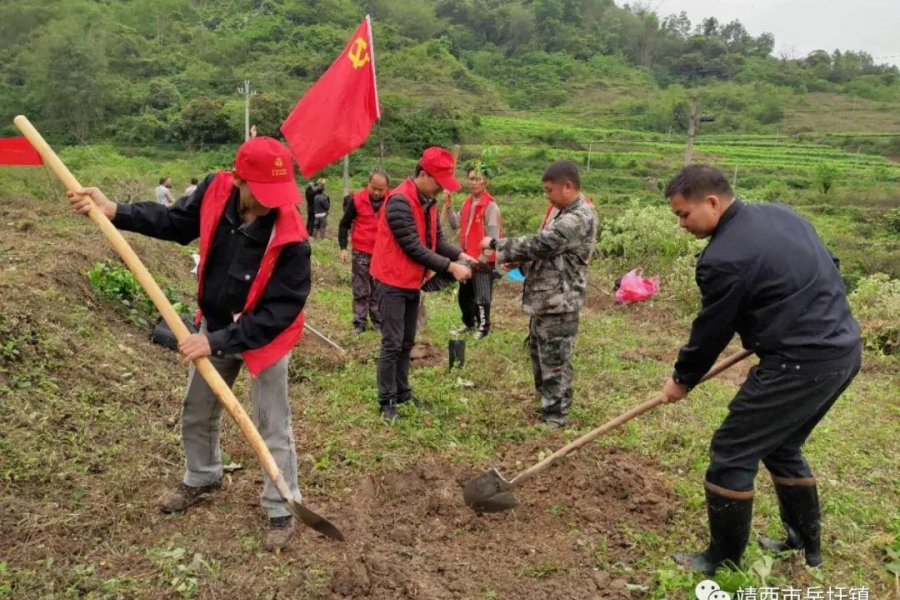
711, 199, 743, 239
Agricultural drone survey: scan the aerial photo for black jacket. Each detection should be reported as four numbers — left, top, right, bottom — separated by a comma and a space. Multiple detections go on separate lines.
113, 174, 311, 356
313, 192, 330, 215
384, 189, 462, 275
674, 200, 861, 386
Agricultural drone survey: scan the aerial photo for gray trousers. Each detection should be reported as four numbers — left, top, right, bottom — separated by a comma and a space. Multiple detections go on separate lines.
351, 249, 381, 330
181, 351, 301, 518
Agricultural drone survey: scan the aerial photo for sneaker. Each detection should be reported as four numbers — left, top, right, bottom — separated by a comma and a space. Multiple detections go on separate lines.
381, 403, 400, 424
265, 516, 295, 552
450, 325, 473, 335
158, 481, 222, 514
474, 331, 489, 341
352, 325, 366, 336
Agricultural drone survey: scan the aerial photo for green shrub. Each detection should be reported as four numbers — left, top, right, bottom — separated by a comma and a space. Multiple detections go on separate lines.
761, 180, 789, 202
597, 202, 705, 267
87, 262, 188, 328
813, 162, 840, 195
885, 208, 900, 235
848, 273, 899, 355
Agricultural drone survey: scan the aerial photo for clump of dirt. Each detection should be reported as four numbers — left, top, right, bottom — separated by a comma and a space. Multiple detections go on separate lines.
409, 341, 442, 366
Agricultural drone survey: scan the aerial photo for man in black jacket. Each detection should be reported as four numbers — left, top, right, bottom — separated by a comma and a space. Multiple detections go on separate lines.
68, 137, 311, 552
659, 165, 862, 575
370, 147, 474, 423
305, 178, 324, 236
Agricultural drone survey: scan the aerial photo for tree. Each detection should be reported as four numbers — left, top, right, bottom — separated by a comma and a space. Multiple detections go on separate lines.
26, 22, 113, 140
177, 97, 237, 146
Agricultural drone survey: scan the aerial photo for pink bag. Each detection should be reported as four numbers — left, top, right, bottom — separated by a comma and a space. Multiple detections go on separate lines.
615, 269, 660, 305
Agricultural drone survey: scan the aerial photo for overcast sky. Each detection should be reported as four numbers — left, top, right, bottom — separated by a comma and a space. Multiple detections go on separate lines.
652, 0, 900, 66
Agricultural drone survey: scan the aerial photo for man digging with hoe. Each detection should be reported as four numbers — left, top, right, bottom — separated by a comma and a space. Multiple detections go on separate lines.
69, 137, 312, 552
660, 165, 861, 574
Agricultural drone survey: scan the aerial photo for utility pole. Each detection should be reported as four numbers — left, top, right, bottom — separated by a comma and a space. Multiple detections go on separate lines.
237, 79, 257, 142
684, 95, 715, 166
684, 95, 698, 166
342, 155, 350, 197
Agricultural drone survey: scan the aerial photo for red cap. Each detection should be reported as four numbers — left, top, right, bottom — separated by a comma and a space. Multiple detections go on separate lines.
233, 137, 302, 208
419, 146, 461, 192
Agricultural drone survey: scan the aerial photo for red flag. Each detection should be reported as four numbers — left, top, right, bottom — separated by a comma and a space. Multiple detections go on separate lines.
0, 137, 43, 166
281, 16, 380, 178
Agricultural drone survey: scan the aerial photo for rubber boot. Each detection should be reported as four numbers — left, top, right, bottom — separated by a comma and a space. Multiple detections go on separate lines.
759, 477, 823, 567
673, 484, 753, 575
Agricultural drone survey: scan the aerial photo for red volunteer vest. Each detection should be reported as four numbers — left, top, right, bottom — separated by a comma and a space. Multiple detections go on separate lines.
350, 188, 379, 254
459, 191, 502, 263
195, 172, 308, 376
370, 178, 438, 290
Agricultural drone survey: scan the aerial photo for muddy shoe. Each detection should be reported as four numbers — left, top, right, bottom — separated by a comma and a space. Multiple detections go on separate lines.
265, 516, 295, 552
159, 481, 221, 514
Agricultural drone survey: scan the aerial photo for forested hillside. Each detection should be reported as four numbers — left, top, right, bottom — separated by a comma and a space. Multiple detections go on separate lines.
2, 0, 899, 154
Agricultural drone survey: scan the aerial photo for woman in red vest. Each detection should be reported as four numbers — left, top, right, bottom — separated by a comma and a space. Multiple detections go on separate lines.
338, 168, 390, 335
443, 165, 502, 339
68, 137, 310, 552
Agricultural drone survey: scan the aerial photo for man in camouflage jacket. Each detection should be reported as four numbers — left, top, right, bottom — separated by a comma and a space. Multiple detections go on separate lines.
480, 161, 598, 427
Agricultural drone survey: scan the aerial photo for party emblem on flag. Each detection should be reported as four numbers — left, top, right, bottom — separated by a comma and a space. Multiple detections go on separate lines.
348, 38, 370, 69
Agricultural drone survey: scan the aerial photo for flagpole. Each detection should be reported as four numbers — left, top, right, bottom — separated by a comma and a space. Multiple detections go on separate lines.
365, 14, 381, 120
367, 14, 384, 167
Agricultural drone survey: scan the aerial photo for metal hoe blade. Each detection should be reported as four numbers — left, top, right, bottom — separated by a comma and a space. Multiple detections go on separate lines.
287, 500, 345, 541
462, 468, 521, 513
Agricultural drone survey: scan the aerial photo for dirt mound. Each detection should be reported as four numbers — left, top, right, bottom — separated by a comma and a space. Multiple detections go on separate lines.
306, 442, 675, 600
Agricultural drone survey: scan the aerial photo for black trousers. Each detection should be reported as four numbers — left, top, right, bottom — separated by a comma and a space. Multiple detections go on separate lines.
706, 345, 861, 492
376, 283, 420, 405
457, 272, 493, 333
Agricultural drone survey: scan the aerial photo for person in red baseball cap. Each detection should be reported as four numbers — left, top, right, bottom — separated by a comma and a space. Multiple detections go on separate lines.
67, 136, 311, 552
369, 146, 475, 423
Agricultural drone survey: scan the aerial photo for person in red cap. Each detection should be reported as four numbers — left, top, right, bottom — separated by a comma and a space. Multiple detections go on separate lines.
67, 136, 311, 552
370, 146, 475, 423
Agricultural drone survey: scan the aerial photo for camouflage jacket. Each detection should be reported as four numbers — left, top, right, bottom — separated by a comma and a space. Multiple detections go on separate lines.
496, 196, 598, 315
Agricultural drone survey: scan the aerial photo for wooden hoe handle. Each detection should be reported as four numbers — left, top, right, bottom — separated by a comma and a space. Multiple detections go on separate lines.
509, 348, 755, 487
14, 115, 295, 503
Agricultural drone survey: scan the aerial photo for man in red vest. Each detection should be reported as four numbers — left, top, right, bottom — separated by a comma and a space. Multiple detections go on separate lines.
338, 168, 390, 335
443, 165, 502, 339
67, 137, 311, 552
370, 147, 474, 423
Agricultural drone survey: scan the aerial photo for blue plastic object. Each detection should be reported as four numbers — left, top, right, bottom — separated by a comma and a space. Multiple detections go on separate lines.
506, 267, 525, 281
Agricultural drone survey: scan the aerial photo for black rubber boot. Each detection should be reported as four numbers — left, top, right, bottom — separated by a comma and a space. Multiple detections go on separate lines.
759, 477, 822, 567
673, 485, 753, 575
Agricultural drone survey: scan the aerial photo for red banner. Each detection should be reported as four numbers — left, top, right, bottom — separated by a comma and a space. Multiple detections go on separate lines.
281, 16, 380, 178
0, 137, 43, 166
